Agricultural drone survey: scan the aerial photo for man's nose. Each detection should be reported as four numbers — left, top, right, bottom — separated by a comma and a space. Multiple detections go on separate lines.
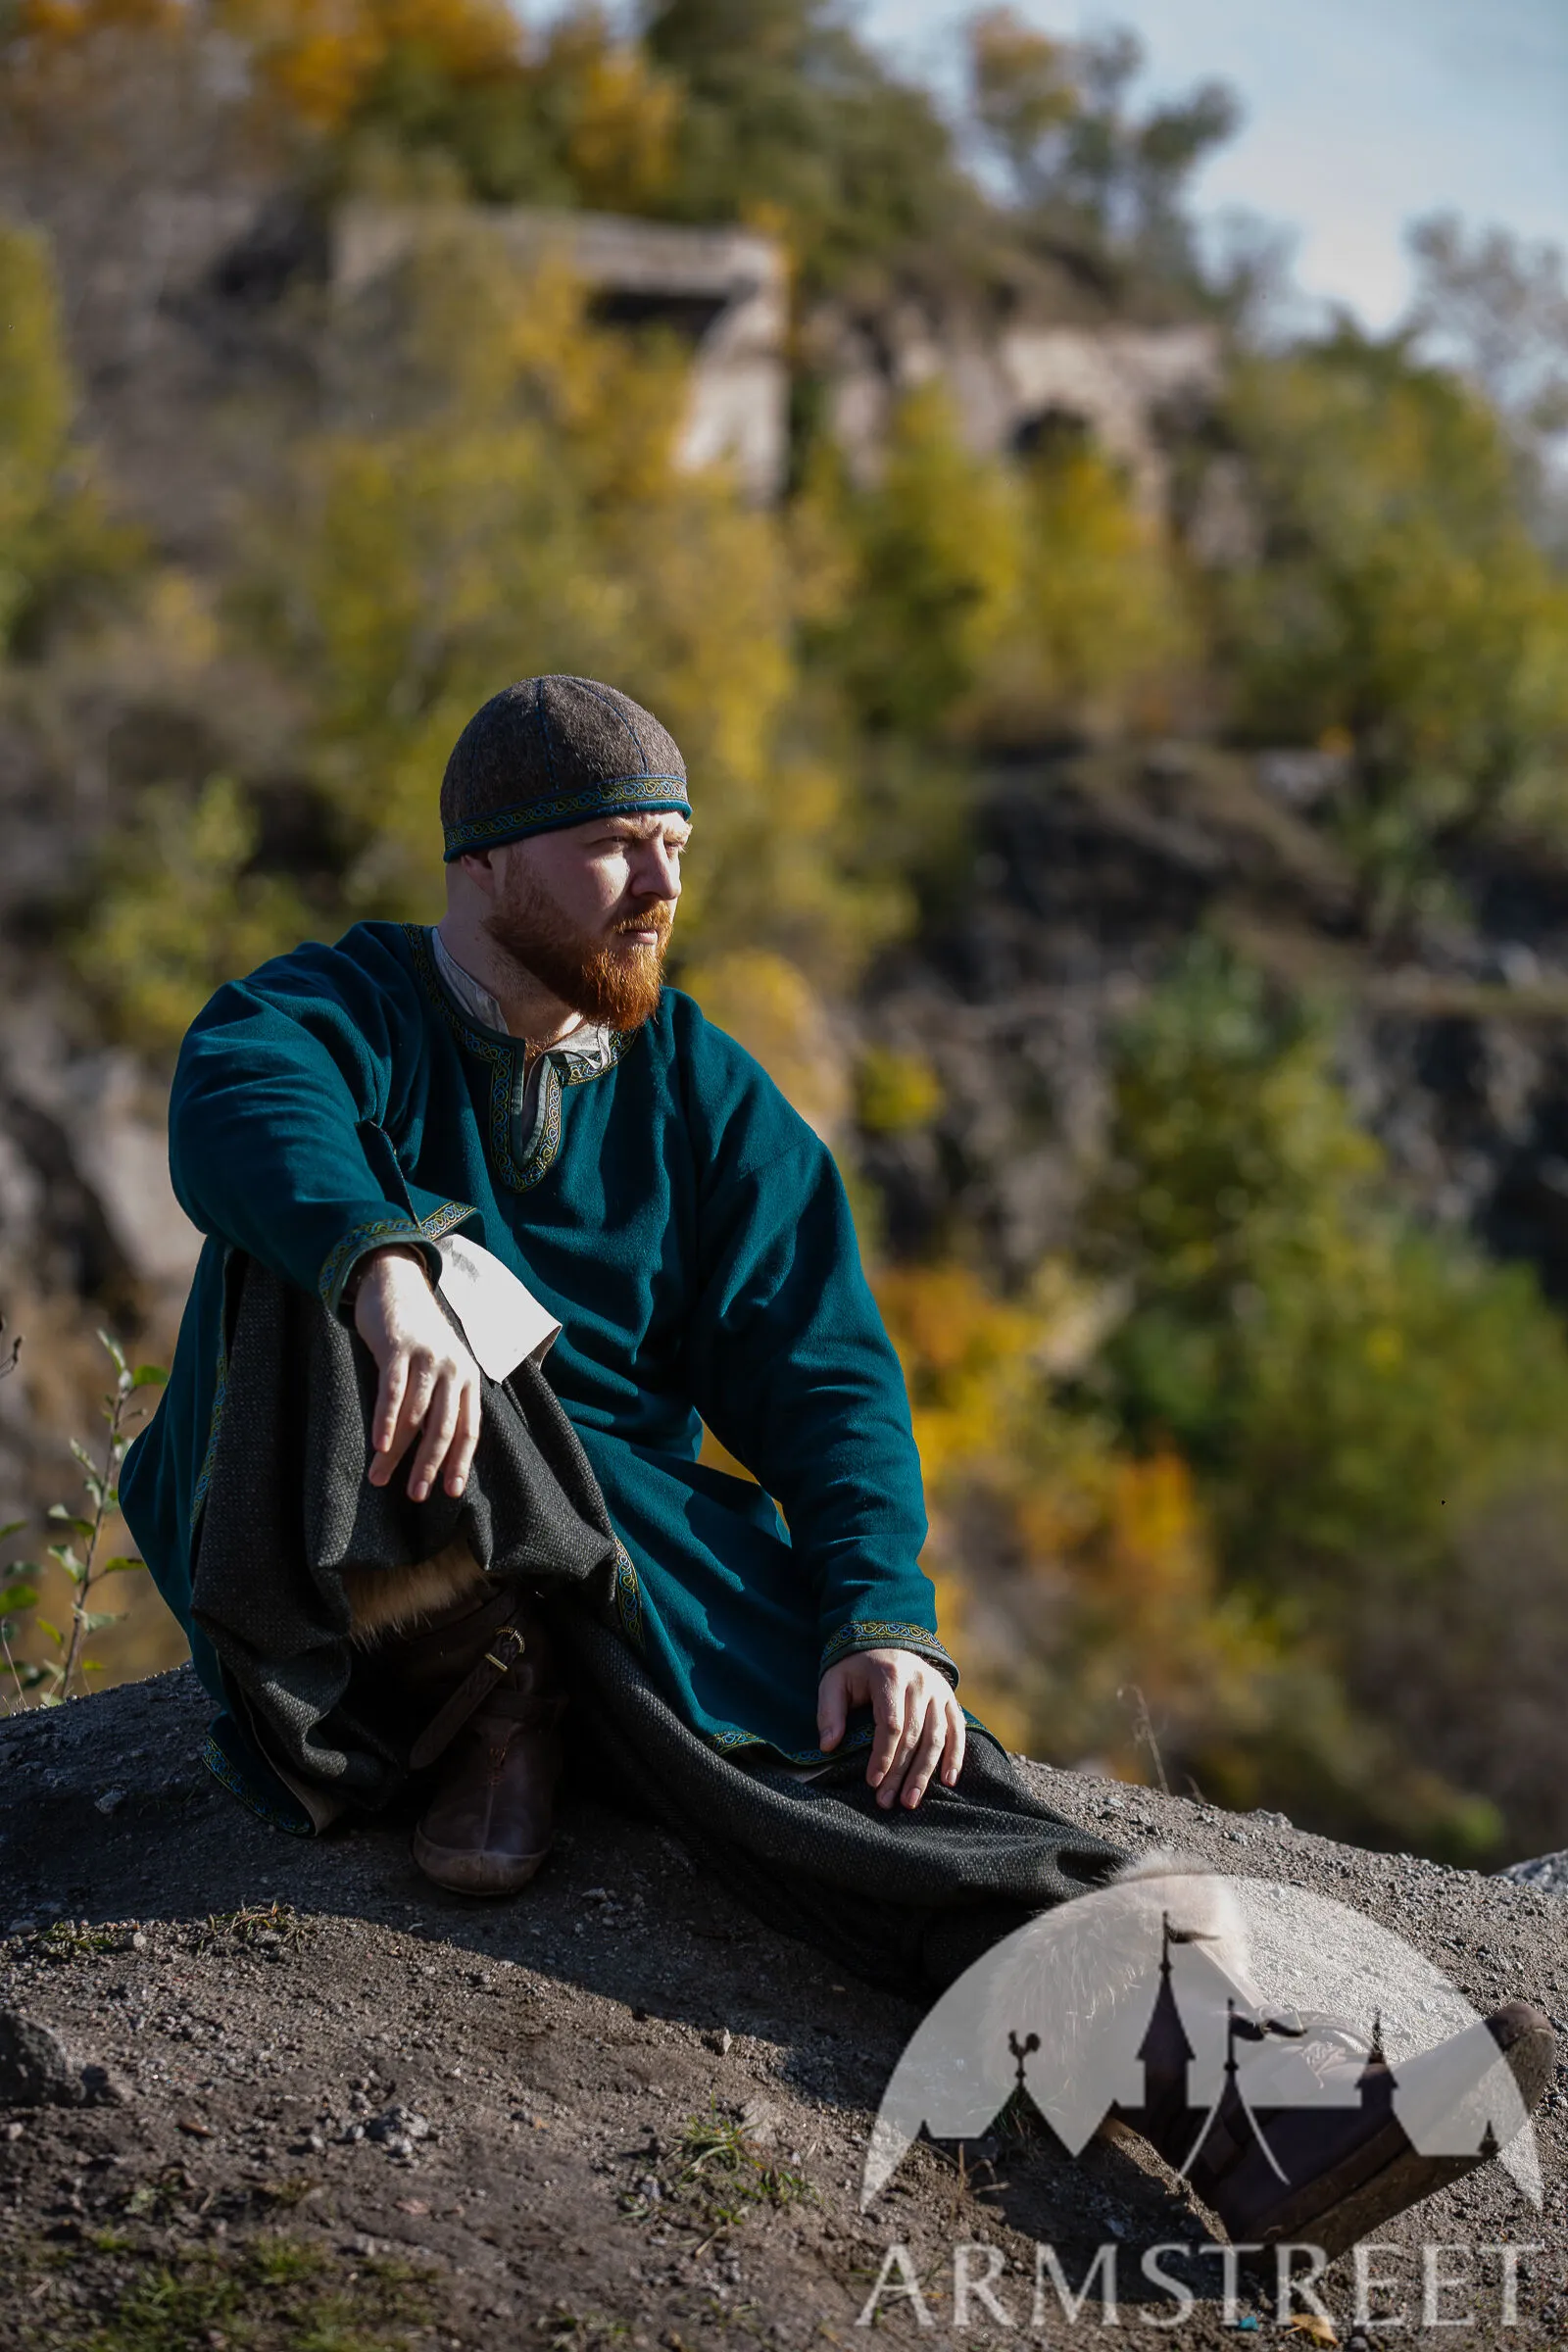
631, 840, 682, 901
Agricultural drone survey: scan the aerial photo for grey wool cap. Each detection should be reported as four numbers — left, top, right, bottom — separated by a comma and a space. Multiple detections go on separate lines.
441, 675, 690, 859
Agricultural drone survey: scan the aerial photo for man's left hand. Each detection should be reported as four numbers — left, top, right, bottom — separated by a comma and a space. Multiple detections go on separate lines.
816, 1648, 965, 1810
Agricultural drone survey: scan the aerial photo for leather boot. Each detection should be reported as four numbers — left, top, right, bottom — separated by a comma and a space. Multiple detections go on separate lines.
360, 1581, 568, 1896
1129, 1930, 1554, 2259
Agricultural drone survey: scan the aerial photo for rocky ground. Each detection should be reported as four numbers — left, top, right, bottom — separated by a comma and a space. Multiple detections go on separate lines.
1, 1666, 1566, 2351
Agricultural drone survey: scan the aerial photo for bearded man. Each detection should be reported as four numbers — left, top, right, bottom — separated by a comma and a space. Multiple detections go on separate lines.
125, 675, 1118, 1927
123, 677, 1552, 2261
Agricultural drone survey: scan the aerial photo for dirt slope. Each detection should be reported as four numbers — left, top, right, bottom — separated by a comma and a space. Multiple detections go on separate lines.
1, 1666, 1564, 2349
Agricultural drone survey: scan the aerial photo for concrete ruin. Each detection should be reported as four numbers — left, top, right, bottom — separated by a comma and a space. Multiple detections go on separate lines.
332, 202, 1220, 512
815, 305, 1220, 514
34, 173, 1219, 517
332, 201, 792, 506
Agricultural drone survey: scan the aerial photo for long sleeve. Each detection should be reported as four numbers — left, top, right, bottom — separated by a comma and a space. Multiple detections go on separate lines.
682, 1054, 953, 1685
169, 937, 470, 1314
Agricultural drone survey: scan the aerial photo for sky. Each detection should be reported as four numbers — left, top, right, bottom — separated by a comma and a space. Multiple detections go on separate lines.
861, 0, 1568, 330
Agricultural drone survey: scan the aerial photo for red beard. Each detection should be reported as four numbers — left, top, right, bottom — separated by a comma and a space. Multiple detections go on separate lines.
483, 864, 673, 1032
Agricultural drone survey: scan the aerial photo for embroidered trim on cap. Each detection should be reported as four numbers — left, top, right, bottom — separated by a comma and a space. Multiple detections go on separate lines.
443, 773, 691, 859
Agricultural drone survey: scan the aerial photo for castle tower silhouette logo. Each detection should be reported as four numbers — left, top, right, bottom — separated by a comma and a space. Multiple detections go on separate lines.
861, 1855, 1544, 2230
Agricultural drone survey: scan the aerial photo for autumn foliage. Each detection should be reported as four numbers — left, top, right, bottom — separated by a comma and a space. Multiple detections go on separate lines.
5, 0, 1568, 1858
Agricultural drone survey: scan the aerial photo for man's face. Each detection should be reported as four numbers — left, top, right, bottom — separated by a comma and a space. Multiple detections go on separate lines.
476, 810, 689, 1031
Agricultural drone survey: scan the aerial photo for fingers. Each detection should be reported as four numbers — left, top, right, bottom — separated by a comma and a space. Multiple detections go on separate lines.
407, 1368, 462, 1503
444, 1374, 482, 1499
823, 1650, 965, 1800
816, 1663, 850, 1752
942, 1692, 966, 1789
371, 1352, 408, 1468
367, 1349, 480, 1497
867, 1668, 914, 1805
897, 1690, 952, 1811
371, 1349, 437, 1486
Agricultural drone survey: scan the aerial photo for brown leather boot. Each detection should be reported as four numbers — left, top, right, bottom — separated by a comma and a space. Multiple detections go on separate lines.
359, 1581, 568, 1896
1184, 1999, 1552, 2260
1130, 1932, 1554, 2259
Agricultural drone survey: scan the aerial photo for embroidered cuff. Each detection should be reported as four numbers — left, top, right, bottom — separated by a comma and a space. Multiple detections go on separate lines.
318, 1198, 480, 1319
817, 1619, 959, 1688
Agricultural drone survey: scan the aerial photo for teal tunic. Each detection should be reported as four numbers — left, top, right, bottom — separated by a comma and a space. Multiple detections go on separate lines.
122, 921, 953, 1763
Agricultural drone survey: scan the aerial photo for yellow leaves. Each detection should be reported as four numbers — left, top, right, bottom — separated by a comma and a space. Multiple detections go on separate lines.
14, 0, 182, 43
546, 9, 680, 214
76, 777, 307, 1052
210, 0, 684, 200
1284, 2316, 1338, 2346
819, 383, 1020, 735
217, 0, 381, 131
376, 0, 517, 84
1224, 347, 1568, 844
874, 1261, 1047, 1488
967, 4, 1076, 145
0, 221, 138, 645
810, 387, 1190, 745
0, 222, 73, 558
219, 0, 521, 130
972, 443, 1195, 745
856, 1047, 943, 1137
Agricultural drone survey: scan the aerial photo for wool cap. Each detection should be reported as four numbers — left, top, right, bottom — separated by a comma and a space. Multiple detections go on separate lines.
441, 674, 690, 860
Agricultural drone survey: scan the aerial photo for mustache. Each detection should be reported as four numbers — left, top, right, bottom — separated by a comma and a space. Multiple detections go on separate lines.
609, 902, 675, 942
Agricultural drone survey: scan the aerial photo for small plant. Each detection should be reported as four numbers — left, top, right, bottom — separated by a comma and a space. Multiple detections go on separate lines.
37, 1918, 122, 1963
622, 2104, 813, 2241
11, 2227, 437, 2347
0, 1329, 165, 1709
538, 2308, 632, 2348
201, 1897, 312, 1952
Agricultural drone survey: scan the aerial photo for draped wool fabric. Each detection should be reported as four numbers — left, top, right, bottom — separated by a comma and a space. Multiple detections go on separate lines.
122, 920, 955, 1762
177, 1253, 1129, 1992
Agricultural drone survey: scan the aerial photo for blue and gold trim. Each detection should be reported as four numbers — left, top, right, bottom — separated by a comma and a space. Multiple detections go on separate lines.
612, 1538, 645, 1650
818, 1618, 959, 1685
316, 1196, 476, 1318
443, 775, 691, 860
404, 924, 634, 1195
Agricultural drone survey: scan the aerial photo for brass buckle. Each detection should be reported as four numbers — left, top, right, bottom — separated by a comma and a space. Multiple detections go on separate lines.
483, 1627, 526, 1673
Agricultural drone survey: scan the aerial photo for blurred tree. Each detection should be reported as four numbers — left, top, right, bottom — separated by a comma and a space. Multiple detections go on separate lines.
0, 221, 137, 653
803, 393, 1192, 751
1408, 214, 1568, 451
874, 1254, 1295, 1801
1216, 334, 1568, 925
1091, 941, 1568, 1593
972, 438, 1196, 743
77, 776, 307, 1051
1407, 212, 1568, 554
642, 0, 983, 284
211, 0, 679, 207
236, 221, 903, 984
967, 8, 1237, 293
803, 385, 1019, 737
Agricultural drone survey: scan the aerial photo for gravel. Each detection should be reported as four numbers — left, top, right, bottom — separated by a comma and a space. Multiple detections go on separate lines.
0, 1664, 1564, 2347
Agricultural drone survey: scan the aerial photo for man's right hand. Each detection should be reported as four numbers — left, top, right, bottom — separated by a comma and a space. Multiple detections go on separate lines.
353, 1246, 481, 1502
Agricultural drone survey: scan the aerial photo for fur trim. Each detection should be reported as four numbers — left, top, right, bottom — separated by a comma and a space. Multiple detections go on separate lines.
344, 1540, 487, 1645
977, 1844, 1265, 2116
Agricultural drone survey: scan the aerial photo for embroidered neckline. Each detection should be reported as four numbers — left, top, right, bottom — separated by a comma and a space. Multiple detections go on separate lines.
403, 923, 635, 1194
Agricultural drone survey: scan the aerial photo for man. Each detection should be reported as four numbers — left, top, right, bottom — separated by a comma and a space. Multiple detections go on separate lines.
124, 675, 1035, 1897
123, 675, 1551, 2258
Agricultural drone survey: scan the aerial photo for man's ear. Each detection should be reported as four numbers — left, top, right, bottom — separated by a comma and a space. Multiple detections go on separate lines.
457, 848, 502, 900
